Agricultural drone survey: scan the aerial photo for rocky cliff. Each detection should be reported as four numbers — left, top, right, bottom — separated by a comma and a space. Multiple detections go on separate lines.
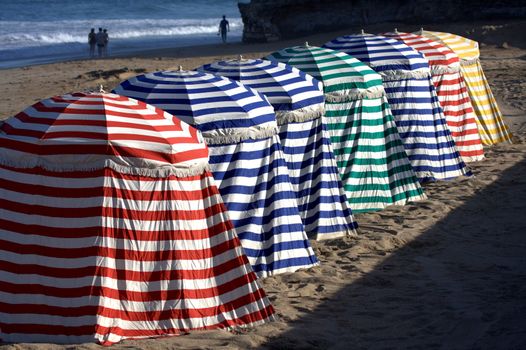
238, 0, 526, 43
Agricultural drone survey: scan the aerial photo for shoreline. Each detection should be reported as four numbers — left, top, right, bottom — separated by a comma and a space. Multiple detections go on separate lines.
0, 34, 245, 71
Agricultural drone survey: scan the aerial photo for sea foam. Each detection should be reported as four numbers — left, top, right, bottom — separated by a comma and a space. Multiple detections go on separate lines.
0, 18, 242, 50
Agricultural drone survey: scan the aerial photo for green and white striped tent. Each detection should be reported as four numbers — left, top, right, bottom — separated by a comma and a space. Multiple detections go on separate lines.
266, 44, 426, 212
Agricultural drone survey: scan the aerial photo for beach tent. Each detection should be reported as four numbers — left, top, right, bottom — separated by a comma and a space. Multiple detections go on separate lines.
0, 93, 275, 345
382, 30, 485, 162
418, 30, 512, 145
198, 57, 357, 239
114, 70, 318, 277
266, 44, 426, 213
324, 34, 471, 181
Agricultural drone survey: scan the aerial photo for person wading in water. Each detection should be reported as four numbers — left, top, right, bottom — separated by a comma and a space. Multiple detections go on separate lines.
88, 28, 96, 58
218, 15, 230, 43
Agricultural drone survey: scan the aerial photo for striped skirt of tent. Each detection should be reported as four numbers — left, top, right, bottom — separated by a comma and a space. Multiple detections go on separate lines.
278, 117, 358, 239
0, 166, 274, 345
431, 71, 485, 162
460, 61, 512, 145
383, 77, 471, 181
208, 135, 319, 277
324, 96, 427, 212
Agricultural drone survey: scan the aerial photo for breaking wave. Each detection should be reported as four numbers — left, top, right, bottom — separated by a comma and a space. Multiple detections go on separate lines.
0, 18, 243, 50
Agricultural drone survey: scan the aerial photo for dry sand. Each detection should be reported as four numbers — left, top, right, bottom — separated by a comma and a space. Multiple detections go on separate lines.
0, 20, 525, 350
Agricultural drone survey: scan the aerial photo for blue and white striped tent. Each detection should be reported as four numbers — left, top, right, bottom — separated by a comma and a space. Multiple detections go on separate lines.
324, 34, 471, 181
113, 70, 318, 277
266, 45, 426, 213
198, 57, 357, 240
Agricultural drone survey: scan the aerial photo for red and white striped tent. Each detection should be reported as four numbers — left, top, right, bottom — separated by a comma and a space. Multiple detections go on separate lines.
382, 30, 484, 162
0, 93, 275, 345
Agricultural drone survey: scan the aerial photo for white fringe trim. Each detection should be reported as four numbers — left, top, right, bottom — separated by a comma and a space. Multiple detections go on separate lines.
325, 86, 386, 102
110, 162, 210, 177
460, 57, 480, 66
460, 154, 485, 163
430, 65, 461, 75
203, 126, 278, 145
313, 227, 358, 241
379, 69, 431, 81
275, 105, 324, 125
0, 156, 211, 178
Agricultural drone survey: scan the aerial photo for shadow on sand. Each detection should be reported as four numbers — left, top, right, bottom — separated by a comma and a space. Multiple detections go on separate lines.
261, 155, 526, 350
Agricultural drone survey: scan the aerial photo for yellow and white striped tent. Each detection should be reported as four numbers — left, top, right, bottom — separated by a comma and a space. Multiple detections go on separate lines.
419, 30, 512, 145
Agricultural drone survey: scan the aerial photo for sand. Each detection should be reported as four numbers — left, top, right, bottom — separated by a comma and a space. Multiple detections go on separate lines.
0, 19, 525, 350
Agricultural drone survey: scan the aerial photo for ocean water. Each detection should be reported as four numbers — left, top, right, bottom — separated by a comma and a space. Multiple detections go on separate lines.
0, 0, 244, 69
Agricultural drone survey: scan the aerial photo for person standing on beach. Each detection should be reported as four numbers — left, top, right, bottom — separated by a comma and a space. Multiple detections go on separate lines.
103, 29, 109, 57
88, 28, 96, 58
218, 15, 229, 43
96, 27, 105, 57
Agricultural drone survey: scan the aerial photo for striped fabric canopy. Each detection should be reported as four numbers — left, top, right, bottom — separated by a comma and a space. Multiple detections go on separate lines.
114, 70, 277, 143
382, 31, 485, 162
114, 71, 318, 277
199, 57, 325, 117
381, 31, 460, 74
0, 93, 275, 345
266, 45, 426, 212
419, 30, 480, 61
324, 34, 471, 181
324, 34, 430, 80
198, 57, 357, 239
419, 30, 512, 145
266, 44, 385, 100
0, 92, 210, 172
